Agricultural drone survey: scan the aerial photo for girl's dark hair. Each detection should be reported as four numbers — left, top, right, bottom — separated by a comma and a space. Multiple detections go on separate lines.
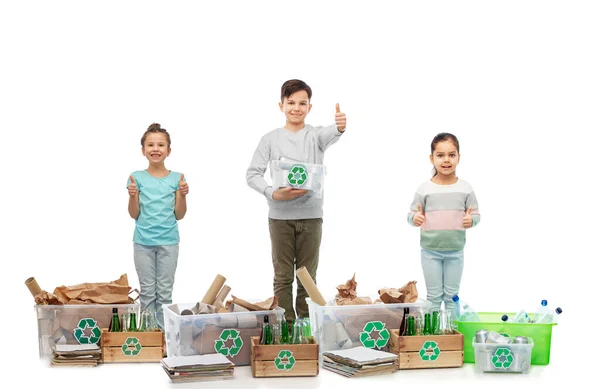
281, 79, 312, 102
141, 123, 171, 147
431, 132, 460, 177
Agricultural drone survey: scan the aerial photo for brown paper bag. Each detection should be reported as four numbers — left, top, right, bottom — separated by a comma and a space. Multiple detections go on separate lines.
53, 274, 135, 304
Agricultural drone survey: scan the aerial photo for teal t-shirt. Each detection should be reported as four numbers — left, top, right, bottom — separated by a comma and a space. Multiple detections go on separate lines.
128, 170, 182, 246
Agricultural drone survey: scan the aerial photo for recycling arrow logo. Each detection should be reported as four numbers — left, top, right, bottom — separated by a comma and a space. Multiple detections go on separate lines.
121, 337, 143, 357
274, 349, 296, 371
214, 329, 243, 357
73, 318, 101, 344
287, 165, 308, 187
491, 347, 514, 369
419, 340, 441, 361
359, 321, 390, 349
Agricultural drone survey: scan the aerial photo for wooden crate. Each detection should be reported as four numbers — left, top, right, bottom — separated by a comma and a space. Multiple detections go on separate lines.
101, 329, 165, 363
250, 336, 319, 377
390, 329, 464, 369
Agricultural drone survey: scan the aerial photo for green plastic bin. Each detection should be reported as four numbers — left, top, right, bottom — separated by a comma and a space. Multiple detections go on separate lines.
457, 312, 556, 365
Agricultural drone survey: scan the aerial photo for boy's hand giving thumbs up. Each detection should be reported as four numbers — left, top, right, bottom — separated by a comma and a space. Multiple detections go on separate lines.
335, 103, 346, 133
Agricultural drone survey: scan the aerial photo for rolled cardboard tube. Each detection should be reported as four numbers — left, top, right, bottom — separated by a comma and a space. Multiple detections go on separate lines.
201, 274, 226, 305
296, 266, 326, 306
25, 277, 42, 298
212, 285, 231, 307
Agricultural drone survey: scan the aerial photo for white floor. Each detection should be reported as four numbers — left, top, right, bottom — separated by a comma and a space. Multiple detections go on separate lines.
23, 350, 574, 389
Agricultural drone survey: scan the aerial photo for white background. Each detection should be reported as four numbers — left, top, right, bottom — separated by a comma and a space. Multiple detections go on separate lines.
2, 0, 598, 387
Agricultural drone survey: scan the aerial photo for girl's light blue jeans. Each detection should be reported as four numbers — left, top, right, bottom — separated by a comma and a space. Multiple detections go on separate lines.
421, 248, 464, 311
133, 243, 179, 329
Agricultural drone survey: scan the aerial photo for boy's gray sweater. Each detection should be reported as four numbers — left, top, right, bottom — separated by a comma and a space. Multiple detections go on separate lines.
246, 124, 343, 220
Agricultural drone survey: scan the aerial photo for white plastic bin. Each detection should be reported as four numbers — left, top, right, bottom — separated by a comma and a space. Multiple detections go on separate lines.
307, 297, 431, 354
35, 303, 138, 358
163, 302, 285, 366
473, 337, 534, 373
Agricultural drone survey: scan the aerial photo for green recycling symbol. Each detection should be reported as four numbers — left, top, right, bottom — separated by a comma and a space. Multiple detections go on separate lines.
121, 337, 142, 356
287, 164, 308, 186
73, 318, 101, 344
359, 321, 390, 349
419, 341, 441, 361
491, 347, 514, 369
214, 329, 243, 357
274, 350, 296, 371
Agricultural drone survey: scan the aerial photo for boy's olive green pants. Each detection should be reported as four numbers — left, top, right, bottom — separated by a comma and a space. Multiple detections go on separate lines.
268, 218, 323, 323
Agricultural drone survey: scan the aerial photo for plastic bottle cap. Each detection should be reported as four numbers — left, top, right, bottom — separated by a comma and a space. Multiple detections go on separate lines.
541, 300, 548, 306
501, 315, 509, 321
112, 307, 118, 313
555, 307, 563, 314
452, 295, 459, 302
264, 315, 269, 323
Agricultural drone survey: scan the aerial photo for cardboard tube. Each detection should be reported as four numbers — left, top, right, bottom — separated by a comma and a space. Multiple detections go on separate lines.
296, 267, 326, 306
212, 285, 231, 307
25, 277, 42, 298
201, 274, 226, 305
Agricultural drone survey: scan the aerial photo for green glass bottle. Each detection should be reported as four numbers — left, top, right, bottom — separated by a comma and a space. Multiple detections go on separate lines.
281, 319, 289, 344
407, 315, 416, 336
432, 311, 441, 335
260, 315, 272, 345
109, 308, 121, 332
423, 313, 432, 335
138, 310, 148, 332
128, 308, 137, 332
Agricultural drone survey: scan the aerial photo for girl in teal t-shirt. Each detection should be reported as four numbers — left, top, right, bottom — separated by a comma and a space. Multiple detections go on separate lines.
127, 123, 188, 329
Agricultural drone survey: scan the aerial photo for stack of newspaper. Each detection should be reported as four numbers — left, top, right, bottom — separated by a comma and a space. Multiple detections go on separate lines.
322, 346, 398, 377
51, 344, 101, 367
160, 354, 235, 383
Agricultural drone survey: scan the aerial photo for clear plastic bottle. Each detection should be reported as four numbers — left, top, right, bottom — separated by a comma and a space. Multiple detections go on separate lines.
508, 310, 533, 323
535, 307, 563, 324
533, 300, 552, 323
452, 295, 481, 321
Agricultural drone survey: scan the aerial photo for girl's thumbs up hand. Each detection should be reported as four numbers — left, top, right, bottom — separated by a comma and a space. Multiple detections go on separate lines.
335, 103, 346, 133
413, 203, 425, 227
127, 175, 138, 197
462, 206, 473, 228
178, 173, 189, 196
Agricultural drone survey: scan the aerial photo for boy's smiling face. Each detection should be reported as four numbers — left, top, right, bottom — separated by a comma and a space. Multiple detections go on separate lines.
279, 90, 312, 130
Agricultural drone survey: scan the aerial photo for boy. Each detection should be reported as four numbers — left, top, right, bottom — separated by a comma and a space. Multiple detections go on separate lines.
246, 79, 347, 324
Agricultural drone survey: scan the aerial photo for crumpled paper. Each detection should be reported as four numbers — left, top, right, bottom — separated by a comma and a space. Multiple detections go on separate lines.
378, 280, 419, 304
335, 274, 372, 305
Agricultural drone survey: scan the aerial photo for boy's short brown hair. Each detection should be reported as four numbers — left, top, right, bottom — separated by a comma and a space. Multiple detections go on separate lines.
281, 79, 312, 102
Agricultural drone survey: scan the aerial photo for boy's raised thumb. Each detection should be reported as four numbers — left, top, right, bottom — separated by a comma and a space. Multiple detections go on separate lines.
466, 206, 472, 215
336, 103, 340, 113
129, 175, 135, 184
180, 173, 185, 182
417, 204, 423, 213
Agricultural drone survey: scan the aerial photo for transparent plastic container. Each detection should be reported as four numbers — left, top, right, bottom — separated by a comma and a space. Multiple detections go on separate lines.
473, 337, 534, 373
270, 160, 326, 198
35, 303, 138, 358
163, 302, 285, 366
307, 297, 431, 354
